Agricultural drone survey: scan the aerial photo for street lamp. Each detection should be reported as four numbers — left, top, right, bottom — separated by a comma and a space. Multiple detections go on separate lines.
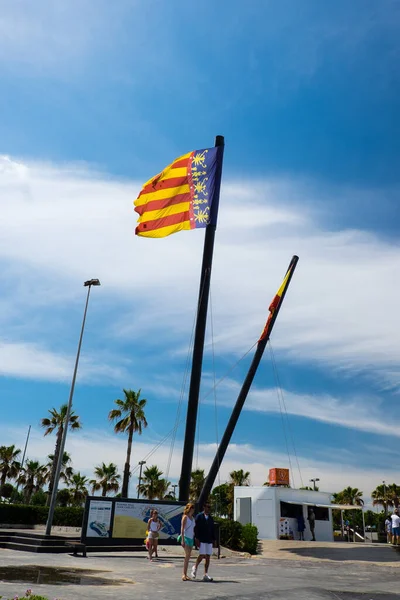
137, 461, 146, 499
172, 484, 178, 499
383, 480, 387, 516
45, 278, 101, 536
310, 478, 320, 491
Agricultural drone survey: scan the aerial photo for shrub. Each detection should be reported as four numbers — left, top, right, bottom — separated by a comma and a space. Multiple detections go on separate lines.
30, 491, 47, 506
0, 483, 14, 500
214, 517, 258, 554
0, 589, 53, 599
0, 503, 83, 527
241, 523, 258, 554
214, 517, 243, 551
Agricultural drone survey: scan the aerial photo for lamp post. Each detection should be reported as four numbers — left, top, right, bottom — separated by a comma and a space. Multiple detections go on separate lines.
45, 278, 100, 536
172, 484, 178, 499
383, 480, 387, 516
310, 478, 320, 491
137, 461, 146, 499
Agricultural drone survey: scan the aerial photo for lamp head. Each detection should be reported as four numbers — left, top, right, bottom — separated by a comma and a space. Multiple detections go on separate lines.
84, 279, 101, 287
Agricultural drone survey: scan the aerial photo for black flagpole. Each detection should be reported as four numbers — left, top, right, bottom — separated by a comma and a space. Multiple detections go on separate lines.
197, 255, 299, 509
178, 135, 225, 502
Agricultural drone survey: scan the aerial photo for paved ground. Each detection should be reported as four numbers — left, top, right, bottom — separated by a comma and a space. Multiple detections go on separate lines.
0, 541, 399, 599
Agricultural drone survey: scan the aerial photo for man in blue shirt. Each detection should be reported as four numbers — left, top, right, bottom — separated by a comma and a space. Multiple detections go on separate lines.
191, 501, 215, 582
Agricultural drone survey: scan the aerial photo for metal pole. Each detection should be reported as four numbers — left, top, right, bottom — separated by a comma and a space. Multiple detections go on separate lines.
45, 282, 96, 536
137, 461, 146, 499
172, 484, 178, 499
198, 256, 299, 508
362, 508, 366, 543
13, 425, 31, 499
383, 480, 387, 517
179, 136, 225, 502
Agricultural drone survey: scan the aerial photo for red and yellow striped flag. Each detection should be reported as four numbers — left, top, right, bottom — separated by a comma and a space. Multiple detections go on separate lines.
258, 267, 292, 342
134, 147, 221, 238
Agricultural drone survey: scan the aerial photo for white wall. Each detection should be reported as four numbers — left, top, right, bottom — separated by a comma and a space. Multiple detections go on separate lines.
234, 486, 334, 542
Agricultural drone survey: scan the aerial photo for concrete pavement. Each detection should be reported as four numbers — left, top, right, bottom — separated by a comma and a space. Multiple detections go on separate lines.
0, 540, 399, 599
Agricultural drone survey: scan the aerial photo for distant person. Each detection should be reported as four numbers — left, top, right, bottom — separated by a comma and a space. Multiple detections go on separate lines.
390, 509, 400, 545
147, 508, 161, 561
385, 515, 392, 544
192, 501, 216, 582
180, 503, 195, 581
308, 508, 316, 541
297, 512, 306, 541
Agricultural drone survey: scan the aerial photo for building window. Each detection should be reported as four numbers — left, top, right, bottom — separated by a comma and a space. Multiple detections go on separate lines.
280, 501, 302, 518
308, 506, 329, 521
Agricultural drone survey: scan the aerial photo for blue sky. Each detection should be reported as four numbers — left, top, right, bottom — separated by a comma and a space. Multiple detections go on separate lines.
1, 0, 400, 501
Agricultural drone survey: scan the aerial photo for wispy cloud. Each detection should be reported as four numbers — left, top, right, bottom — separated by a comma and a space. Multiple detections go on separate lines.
0, 423, 395, 500
0, 340, 130, 384
1, 155, 400, 391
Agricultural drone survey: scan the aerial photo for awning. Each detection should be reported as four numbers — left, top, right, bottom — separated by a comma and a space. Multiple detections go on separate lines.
284, 500, 363, 510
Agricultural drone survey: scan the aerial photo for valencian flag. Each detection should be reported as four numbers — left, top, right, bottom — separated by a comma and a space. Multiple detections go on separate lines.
258, 264, 294, 342
134, 147, 222, 238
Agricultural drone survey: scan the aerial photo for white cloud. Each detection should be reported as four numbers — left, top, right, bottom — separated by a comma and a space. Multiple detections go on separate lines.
0, 424, 394, 501
2, 155, 399, 390
198, 377, 400, 439
0, 340, 129, 384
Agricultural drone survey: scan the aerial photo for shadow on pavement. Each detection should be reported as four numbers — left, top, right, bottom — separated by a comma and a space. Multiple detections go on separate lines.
282, 545, 400, 563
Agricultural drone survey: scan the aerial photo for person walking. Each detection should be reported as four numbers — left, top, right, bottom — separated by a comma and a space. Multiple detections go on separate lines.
390, 509, 400, 545
297, 512, 306, 541
308, 508, 316, 541
192, 501, 215, 582
385, 515, 392, 544
147, 509, 161, 561
180, 503, 195, 581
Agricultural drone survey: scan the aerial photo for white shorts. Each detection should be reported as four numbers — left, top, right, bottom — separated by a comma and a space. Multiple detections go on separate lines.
199, 542, 213, 555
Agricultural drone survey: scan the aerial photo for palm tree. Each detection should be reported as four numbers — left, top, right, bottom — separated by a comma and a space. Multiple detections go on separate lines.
68, 472, 89, 506
332, 491, 344, 504
229, 469, 251, 487
17, 460, 47, 504
137, 465, 165, 500
190, 469, 205, 501
46, 451, 74, 486
0, 445, 21, 487
338, 486, 364, 506
90, 463, 120, 497
372, 483, 400, 510
108, 389, 148, 498
157, 478, 172, 500
41, 404, 81, 505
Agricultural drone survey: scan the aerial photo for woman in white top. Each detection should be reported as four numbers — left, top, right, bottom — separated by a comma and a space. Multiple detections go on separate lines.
180, 503, 195, 581
147, 509, 161, 561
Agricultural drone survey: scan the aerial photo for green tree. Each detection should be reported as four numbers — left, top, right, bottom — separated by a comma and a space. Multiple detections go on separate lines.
108, 389, 148, 498
68, 472, 89, 506
90, 463, 120, 497
17, 459, 47, 504
190, 469, 205, 501
229, 469, 251, 487
137, 465, 167, 500
30, 489, 48, 506
336, 486, 364, 506
0, 482, 15, 502
46, 451, 74, 487
41, 404, 81, 505
372, 483, 400, 510
0, 445, 21, 487
157, 477, 172, 500
57, 488, 71, 507
210, 483, 232, 518
300, 485, 319, 491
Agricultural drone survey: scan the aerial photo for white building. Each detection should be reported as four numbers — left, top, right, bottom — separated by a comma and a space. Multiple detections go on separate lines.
234, 486, 335, 542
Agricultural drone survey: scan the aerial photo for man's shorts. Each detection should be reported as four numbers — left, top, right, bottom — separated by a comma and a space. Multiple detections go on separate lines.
392, 526, 400, 536
199, 542, 213, 555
